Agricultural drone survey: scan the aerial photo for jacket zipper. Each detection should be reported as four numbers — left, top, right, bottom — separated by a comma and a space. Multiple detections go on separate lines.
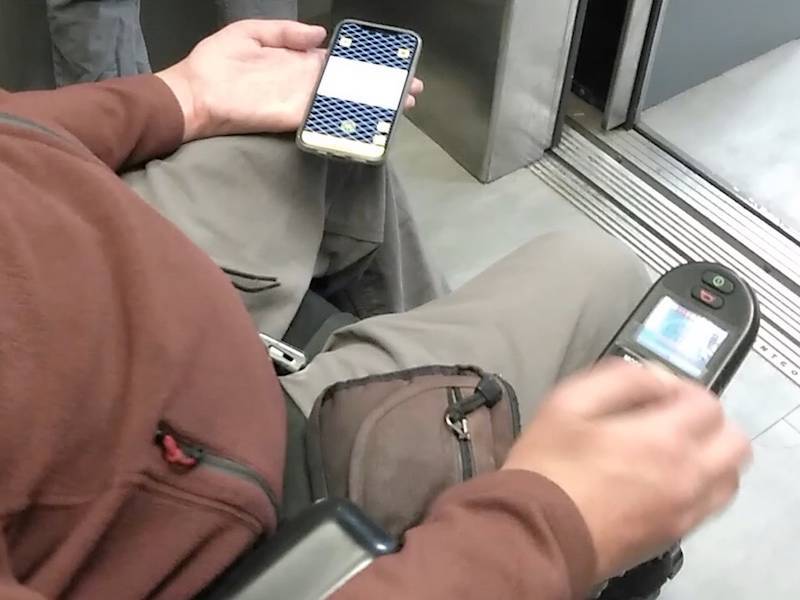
154, 423, 281, 520
447, 388, 475, 481
0, 112, 76, 147
4, 110, 284, 518
0, 112, 286, 299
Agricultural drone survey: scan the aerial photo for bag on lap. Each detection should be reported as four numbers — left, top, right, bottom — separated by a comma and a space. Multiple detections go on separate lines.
305, 365, 521, 536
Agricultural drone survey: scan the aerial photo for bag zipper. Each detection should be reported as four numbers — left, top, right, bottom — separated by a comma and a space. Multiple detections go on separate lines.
498, 376, 522, 436
154, 422, 281, 520
447, 387, 475, 480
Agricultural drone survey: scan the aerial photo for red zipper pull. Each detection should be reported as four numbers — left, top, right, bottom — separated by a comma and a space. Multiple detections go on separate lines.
159, 433, 199, 468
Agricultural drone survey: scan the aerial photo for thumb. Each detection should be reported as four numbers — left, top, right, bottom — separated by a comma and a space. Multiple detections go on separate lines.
236, 20, 327, 51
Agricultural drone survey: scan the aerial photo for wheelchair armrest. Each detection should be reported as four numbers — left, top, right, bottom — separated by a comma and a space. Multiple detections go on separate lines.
196, 499, 399, 600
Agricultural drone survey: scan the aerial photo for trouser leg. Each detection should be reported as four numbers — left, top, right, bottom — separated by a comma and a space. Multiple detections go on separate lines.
281, 229, 651, 419
214, 0, 298, 23
121, 134, 445, 338
46, 0, 150, 86
314, 164, 449, 318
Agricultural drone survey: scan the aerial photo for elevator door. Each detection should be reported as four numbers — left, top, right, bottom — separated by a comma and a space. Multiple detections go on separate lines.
572, 0, 659, 129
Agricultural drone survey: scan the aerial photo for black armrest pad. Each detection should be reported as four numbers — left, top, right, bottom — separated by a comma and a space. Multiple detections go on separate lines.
197, 499, 398, 600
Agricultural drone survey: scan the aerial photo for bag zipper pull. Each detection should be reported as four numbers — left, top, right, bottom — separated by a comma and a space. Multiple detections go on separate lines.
448, 376, 504, 424
474, 376, 503, 409
445, 413, 471, 441
155, 428, 203, 468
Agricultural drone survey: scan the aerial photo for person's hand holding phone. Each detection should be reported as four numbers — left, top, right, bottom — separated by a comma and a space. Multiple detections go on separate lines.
156, 20, 423, 142
503, 360, 752, 583
297, 20, 423, 163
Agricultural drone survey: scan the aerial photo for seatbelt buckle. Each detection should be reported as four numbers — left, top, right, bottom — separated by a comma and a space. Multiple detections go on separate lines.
259, 333, 308, 374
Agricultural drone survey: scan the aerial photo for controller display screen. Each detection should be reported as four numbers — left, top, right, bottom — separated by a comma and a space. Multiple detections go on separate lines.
636, 296, 729, 377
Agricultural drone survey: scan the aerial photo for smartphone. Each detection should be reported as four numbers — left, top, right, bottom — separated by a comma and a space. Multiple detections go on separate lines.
297, 19, 422, 164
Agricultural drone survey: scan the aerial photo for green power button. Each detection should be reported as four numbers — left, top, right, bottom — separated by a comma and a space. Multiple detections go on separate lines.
703, 271, 735, 294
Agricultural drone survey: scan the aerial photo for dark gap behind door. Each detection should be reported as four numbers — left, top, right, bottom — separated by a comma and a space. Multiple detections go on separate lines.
572, 0, 630, 110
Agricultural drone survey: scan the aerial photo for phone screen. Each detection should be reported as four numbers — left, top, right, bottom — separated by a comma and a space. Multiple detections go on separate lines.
300, 21, 419, 161
636, 296, 729, 377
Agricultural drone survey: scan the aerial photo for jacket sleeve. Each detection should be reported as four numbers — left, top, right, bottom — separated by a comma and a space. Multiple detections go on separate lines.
333, 471, 598, 600
0, 76, 184, 170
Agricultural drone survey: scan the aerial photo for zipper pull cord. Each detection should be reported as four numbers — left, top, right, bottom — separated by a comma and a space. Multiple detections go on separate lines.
158, 433, 200, 468
447, 376, 504, 421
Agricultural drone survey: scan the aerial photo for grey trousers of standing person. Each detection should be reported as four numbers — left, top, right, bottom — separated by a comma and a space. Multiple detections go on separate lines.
122, 133, 651, 425
45, 0, 298, 86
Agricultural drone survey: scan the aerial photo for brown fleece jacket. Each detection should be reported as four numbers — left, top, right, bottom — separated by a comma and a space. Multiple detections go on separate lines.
0, 76, 596, 599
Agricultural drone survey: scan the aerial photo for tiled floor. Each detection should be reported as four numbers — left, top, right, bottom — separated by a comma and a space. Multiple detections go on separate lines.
392, 119, 596, 288
393, 118, 800, 598
662, 419, 800, 600
641, 39, 800, 238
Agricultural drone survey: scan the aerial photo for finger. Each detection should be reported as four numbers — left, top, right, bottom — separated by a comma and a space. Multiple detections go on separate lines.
236, 20, 327, 51
679, 470, 740, 540
405, 94, 417, 110
663, 386, 726, 440
696, 456, 746, 529
557, 359, 681, 418
409, 78, 424, 96
306, 48, 327, 71
700, 422, 752, 475
706, 470, 742, 516
644, 360, 681, 385
692, 422, 751, 522
615, 382, 727, 444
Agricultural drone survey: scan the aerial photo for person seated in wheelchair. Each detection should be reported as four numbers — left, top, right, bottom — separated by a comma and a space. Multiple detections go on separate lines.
0, 20, 750, 600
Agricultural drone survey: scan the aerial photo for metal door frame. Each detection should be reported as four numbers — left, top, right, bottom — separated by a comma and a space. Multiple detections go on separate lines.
602, 0, 671, 129
331, 0, 585, 182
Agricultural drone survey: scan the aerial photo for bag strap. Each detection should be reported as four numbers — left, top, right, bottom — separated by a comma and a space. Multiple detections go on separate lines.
283, 291, 357, 362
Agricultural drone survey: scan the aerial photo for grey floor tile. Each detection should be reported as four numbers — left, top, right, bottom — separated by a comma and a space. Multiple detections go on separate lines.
661, 420, 800, 600
392, 119, 599, 287
642, 39, 800, 235
784, 405, 800, 434
720, 351, 800, 439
